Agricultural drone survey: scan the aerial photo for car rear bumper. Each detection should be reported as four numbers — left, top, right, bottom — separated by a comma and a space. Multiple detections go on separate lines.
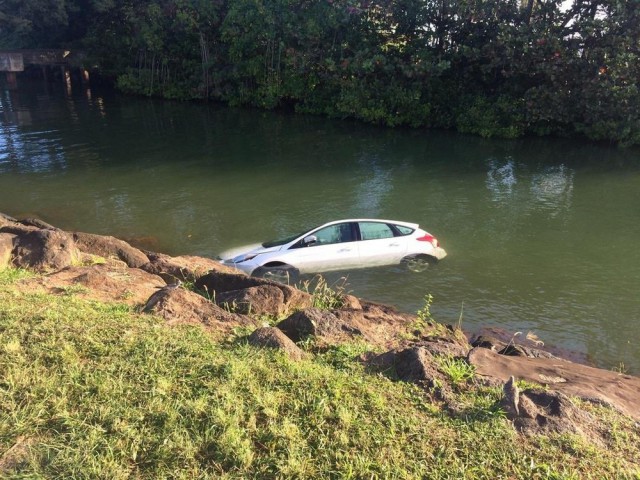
432, 247, 447, 260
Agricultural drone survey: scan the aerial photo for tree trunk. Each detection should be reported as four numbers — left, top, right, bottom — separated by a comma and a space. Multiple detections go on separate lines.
200, 32, 210, 100
522, 0, 536, 25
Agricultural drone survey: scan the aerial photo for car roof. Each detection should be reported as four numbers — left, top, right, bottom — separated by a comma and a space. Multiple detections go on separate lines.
318, 219, 420, 229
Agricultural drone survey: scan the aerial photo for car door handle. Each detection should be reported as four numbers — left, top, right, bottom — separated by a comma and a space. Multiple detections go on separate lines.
389, 243, 400, 247
338, 248, 352, 252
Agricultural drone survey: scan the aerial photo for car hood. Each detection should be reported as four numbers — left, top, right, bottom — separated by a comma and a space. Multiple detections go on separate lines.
218, 243, 281, 262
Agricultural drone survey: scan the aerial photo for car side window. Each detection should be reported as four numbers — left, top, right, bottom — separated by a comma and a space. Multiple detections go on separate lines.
359, 222, 395, 240
394, 225, 414, 235
311, 223, 354, 246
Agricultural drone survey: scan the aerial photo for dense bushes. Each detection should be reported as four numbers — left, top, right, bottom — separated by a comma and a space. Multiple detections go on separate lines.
2, 0, 638, 145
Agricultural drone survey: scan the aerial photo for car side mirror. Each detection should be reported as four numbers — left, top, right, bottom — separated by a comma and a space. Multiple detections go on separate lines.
303, 235, 317, 246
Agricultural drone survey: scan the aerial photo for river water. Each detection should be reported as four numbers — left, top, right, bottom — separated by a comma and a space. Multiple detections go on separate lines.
1, 81, 639, 373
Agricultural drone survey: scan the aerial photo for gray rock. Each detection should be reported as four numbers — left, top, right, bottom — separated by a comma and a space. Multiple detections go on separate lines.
470, 334, 507, 351
501, 376, 520, 418
6, 227, 78, 271
468, 346, 640, 422
499, 344, 557, 359
72, 231, 149, 268
140, 252, 236, 283
216, 285, 286, 316
416, 339, 469, 359
142, 286, 254, 335
277, 307, 355, 342
143, 281, 182, 312
247, 327, 306, 361
196, 271, 311, 312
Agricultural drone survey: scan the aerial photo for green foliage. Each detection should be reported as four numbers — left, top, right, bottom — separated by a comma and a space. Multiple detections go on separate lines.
411, 293, 436, 335
435, 355, 476, 386
456, 95, 526, 139
3, 0, 639, 144
0, 0, 69, 48
299, 275, 347, 310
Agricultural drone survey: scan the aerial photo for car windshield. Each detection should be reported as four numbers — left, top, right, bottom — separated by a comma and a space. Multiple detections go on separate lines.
261, 230, 306, 248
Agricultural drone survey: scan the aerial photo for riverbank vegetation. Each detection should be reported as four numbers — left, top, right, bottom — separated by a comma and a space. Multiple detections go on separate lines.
1, 267, 639, 478
1, 0, 638, 146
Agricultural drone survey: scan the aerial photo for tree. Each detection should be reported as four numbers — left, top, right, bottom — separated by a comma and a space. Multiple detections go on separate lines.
2, 0, 638, 145
0, 0, 69, 48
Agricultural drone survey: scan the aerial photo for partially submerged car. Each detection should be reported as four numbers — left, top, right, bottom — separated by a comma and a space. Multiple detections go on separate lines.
219, 219, 447, 283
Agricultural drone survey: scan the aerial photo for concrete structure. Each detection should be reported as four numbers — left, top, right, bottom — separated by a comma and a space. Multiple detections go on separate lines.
0, 50, 87, 88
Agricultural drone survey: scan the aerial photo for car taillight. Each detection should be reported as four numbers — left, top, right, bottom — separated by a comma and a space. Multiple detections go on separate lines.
417, 234, 439, 248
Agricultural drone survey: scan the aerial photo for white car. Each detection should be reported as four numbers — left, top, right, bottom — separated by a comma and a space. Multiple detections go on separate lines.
219, 219, 447, 283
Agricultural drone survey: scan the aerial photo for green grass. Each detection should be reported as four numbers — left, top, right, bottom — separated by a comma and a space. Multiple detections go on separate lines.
299, 275, 347, 310
0, 268, 639, 478
435, 355, 476, 386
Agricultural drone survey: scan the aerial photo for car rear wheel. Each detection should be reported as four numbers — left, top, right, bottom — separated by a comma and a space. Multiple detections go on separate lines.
402, 255, 436, 273
253, 265, 299, 284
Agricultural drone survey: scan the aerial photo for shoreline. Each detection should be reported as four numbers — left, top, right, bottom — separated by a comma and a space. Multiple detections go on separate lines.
2, 211, 639, 419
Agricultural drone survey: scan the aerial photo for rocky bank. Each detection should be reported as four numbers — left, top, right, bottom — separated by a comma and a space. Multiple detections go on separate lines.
1, 211, 638, 439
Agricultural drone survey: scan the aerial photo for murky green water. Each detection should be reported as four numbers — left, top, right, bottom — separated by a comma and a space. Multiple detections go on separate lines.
2, 81, 639, 373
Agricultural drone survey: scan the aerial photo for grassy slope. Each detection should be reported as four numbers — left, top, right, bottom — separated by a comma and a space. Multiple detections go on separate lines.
0, 269, 638, 479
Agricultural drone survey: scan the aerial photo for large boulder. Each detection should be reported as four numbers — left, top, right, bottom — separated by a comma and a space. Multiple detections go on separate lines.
341, 294, 362, 310
394, 347, 449, 387
247, 327, 306, 361
141, 285, 255, 336
215, 285, 286, 316
375, 346, 454, 401
469, 347, 640, 421
276, 307, 362, 342
195, 270, 272, 293
141, 252, 237, 284
71, 232, 149, 268
361, 300, 416, 325
1, 225, 79, 272
196, 271, 312, 313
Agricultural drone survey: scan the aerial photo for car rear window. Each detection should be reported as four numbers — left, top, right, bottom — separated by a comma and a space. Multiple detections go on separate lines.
394, 225, 414, 235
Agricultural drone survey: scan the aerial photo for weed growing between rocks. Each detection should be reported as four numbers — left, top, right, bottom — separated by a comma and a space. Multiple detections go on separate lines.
435, 355, 476, 386
407, 294, 468, 345
299, 275, 347, 310
412, 293, 447, 338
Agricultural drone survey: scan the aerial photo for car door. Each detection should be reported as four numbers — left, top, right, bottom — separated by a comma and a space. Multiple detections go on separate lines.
356, 221, 408, 266
283, 222, 360, 273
